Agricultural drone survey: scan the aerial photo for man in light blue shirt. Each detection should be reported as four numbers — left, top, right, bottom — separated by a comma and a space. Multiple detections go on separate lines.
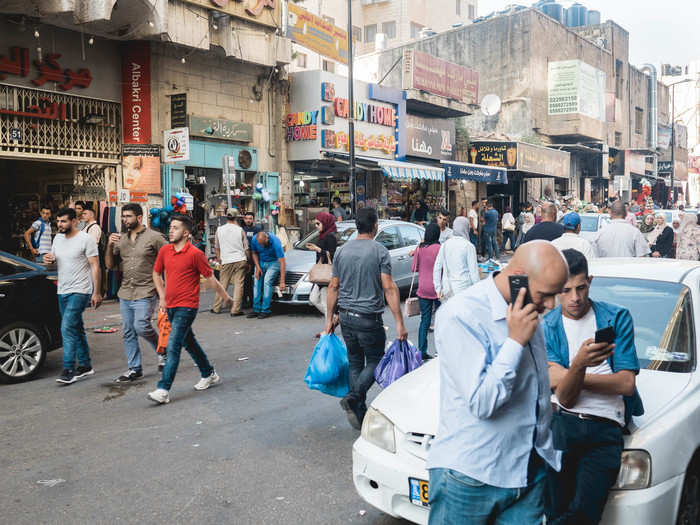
427, 241, 569, 525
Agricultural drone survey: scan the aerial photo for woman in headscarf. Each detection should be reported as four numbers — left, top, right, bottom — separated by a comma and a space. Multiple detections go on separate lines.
534, 205, 543, 224
410, 223, 442, 361
676, 213, 700, 260
650, 213, 674, 258
433, 216, 480, 304
306, 212, 338, 316
411, 200, 429, 226
515, 212, 535, 248
639, 213, 656, 242
500, 206, 516, 253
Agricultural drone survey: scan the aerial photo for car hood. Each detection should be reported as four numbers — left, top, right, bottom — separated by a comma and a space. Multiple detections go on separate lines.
370, 360, 692, 437
283, 248, 316, 273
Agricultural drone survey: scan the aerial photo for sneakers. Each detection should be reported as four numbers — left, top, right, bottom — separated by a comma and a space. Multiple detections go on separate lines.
230, 311, 244, 317
75, 366, 95, 379
158, 355, 166, 372
56, 369, 76, 384
147, 388, 170, 404
257, 312, 271, 319
246, 312, 259, 319
340, 397, 365, 430
115, 369, 143, 382
193, 371, 221, 391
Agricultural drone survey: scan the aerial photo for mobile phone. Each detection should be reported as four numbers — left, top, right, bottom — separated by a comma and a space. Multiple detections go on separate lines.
508, 275, 532, 306
594, 326, 616, 344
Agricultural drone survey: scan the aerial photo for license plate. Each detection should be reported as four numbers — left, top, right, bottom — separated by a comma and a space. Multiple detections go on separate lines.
408, 477, 430, 508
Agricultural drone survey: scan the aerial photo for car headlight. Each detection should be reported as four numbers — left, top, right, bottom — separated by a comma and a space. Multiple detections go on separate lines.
361, 407, 396, 454
612, 450, 651, 490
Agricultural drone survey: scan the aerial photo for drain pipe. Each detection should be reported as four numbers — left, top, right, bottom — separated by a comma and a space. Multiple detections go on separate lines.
640, 64, 658, 179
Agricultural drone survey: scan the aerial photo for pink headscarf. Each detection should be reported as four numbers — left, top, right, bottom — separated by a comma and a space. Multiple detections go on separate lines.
316, 212, 337, 240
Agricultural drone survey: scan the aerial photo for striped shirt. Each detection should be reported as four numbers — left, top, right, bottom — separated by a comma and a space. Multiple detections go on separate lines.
31, 219, 52, 254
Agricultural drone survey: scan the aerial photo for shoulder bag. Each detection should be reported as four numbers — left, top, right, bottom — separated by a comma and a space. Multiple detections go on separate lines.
404, 247, 421, 317
309, 250, 333, 285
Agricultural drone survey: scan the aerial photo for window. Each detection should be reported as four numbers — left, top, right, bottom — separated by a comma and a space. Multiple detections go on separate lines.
615, 131, 622, 147
635, 107, 644, 135
352, 25, 362, 42
382, 21, 396, 39
322, 60, 335, 73
410, 22, 423, 39
468, 3, 475, 19
615, 59, 624, 99
456, 0, 461, 15
376, 227, 402, 251
296, 53, 307, 68
364, 24, 377, 43
296, 226, 357, 251
398, 225, 423, 248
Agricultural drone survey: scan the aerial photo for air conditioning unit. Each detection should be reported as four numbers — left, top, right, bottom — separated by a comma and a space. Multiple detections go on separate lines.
228, 146, 258, 171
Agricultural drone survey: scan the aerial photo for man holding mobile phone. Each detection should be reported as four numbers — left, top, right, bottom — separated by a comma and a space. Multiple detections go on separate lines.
544, 248, 643, 525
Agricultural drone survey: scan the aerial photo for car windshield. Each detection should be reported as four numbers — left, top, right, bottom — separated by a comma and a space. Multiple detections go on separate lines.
580, 215, 599, 232
589, 277, 695, 373
295, 225, 357, 251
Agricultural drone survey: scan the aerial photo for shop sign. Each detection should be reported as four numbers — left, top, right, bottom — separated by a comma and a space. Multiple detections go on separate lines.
287, 3, 349, 65
469, 142, 518, 168
321, 129, 396, 155
111, 189, 149, 203
164, 128, 190, 163
286, 111, 318, 141
122, 42, 151, 145
658, 160, 673, 174
189, 115, 253, 142
170, 93, 187, 129
122, 144, 161, 194
321, 82, 395, 127
0, 46, 92, 91
442, 161, 508, 184
405, 115, 455, 161
401, 49, 478, 105
0, 96, 67, 121
548, 60, 606, 121
517, 143, 569, 180
182, 0, 281, 29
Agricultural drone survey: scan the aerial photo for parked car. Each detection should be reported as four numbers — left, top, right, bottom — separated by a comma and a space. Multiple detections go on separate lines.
579, 212, 611, 242
276, 220, 425, 305
353, 259, 700, 525
0, 251, 62, 383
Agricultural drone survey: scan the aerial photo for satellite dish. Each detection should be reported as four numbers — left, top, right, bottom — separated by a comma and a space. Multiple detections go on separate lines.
481, 94, 502, 116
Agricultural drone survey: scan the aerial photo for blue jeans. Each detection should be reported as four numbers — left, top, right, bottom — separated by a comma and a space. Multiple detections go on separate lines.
428, 468, 545, 525
120, 296, 159, 371
253, 260, 281, 314
469, 231, 478, 248
157, 307, 214, 391
58, 293, 92, 371
418, 298, 440, 357
501, 230, 515, 252
484, 231, 499, 260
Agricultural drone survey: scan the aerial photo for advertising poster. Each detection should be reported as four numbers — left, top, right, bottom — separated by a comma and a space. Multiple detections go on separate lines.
163, 127, 190, 163
287, 3, 349, 64
548, 60, 605, 121
402, 49, 478, 105
122, 144, 161, 193
121, 41, 151, 144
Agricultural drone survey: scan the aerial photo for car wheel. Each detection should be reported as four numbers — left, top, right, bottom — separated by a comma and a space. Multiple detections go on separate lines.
0, 322, 47, 383
678, 462, 700, 525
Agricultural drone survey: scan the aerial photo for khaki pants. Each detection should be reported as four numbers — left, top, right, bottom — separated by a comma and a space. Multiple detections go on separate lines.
212, 260, 248, 314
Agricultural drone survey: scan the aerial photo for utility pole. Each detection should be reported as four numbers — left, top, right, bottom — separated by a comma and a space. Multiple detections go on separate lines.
347, 0, 356, 216
668, 78, 693, 206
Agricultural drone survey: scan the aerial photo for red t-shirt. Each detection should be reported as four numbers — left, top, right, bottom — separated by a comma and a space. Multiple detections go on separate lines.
153, 242, 213, 308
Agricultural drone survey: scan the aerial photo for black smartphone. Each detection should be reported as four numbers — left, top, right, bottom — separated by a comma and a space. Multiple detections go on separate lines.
508, 275, 532, 306
594, 326, 616, 344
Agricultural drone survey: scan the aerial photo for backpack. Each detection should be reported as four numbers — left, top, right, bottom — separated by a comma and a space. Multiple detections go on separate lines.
31, 219, 46, 249
87, 223, 107, 267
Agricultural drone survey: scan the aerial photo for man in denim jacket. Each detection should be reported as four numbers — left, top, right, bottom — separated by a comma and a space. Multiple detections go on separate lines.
544, 248, 643, 525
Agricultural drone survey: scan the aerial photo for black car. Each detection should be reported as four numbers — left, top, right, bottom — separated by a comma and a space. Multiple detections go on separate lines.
0, 251, 61, 383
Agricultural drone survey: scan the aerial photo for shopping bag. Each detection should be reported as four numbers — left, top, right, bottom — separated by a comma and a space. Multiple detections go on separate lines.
304, 333, 350, 398
374, 339, 423, 389
156, 310, 171, 355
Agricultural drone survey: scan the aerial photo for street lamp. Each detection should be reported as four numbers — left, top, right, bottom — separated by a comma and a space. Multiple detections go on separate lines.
668, 78, 694, 206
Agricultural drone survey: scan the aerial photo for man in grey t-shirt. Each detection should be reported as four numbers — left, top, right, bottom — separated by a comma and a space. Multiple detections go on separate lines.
43, 207, 102, 385
326, 208, 407, 430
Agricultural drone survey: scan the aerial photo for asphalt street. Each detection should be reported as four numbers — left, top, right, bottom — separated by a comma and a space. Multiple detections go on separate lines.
0, 289, 434, 525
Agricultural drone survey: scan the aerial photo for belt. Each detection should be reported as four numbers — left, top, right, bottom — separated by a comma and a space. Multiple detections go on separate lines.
557, 406, 622, 428
338, 308, 383, 320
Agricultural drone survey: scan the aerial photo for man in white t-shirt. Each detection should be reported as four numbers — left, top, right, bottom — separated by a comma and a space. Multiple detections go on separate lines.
544, 248, 642, 525
212, 208, 250, 316
23, 206, 52, 262
552, 212, 597, 262
82, 208, 102, 244
43, 208, 102, 385
468, 199, 479, 248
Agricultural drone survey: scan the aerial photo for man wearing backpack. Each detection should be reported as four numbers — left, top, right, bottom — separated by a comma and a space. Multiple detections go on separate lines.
83, 208, 107, 295
24, 206, 52, 262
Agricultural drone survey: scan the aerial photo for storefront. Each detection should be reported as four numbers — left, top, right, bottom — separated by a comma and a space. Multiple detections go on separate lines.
0, 21, 122, 256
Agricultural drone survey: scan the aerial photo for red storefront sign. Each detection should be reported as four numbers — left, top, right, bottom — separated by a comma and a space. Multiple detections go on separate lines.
403, 49, 478, 106
121, 42, 151, 144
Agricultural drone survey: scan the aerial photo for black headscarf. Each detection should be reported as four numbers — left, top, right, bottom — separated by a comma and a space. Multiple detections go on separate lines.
413, 201, 428, 222
420, 223, 441, 247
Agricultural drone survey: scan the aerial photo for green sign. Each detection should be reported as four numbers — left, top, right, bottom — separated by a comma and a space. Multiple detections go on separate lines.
189, 116, 253, 142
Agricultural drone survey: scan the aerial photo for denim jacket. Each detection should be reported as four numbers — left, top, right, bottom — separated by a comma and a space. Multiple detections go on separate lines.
543, 300, 644, 425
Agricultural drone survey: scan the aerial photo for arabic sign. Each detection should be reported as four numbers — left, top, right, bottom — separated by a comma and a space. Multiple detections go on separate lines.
517, 143, 570, 180
442, 161, 508, 184
548, 60, 606, 121
402, 49, 479, 105
287, 3, 349, 65
164, 128, 190, 163
122, 42, 151, 145
170, 93, 187, 129
0, 46, 92, 91
122, 144, 161, 193
658, 160, 673, 174
182, 0, 281, 29
469, 142, 518, 168
189, 115, 253, 142
0, 96, 66, 121
405, 115, 455, 161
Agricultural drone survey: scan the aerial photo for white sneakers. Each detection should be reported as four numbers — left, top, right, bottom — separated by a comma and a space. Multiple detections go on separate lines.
193, 371, 221, 391
147, 388, 170, 404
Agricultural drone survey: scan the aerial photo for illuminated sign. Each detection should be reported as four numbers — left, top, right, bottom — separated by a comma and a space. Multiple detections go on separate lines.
322, 82, 395, 127
286, 111, 318, 141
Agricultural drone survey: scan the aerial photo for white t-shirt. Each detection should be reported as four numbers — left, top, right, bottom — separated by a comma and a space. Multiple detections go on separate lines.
31, 219, 52, 255
555, 307, 625, 426
468, 209, 478, 232
52, 231, 98, 295
216, 223, 248, 264
551, 232, 597, 262
85, 222, 102, 244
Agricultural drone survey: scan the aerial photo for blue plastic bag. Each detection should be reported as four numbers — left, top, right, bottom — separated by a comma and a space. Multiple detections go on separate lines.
304, 333, 350, 398
374, 339, 423, 389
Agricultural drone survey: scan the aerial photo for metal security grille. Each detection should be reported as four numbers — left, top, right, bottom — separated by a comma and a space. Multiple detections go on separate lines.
0, 84, 121, 163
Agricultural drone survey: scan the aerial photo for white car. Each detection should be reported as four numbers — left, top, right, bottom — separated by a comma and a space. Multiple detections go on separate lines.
353, 259, 700, 525
579, 213, 611, 243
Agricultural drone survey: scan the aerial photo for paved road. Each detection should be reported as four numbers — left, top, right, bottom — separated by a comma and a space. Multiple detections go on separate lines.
0, 290, 434, 525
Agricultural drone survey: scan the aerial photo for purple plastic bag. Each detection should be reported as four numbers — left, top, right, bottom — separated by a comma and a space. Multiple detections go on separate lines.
374, 339, 423, 389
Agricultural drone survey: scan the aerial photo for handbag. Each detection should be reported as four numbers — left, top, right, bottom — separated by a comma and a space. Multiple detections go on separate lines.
404, 247, 421, 317
309, 250, 333, 285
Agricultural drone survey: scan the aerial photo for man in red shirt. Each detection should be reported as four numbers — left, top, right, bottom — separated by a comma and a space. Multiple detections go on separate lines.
148, 215, 233, 404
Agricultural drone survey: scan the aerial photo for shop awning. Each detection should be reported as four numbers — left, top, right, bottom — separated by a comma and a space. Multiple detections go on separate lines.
441, 161, 508, 184
377, 159, 445, 181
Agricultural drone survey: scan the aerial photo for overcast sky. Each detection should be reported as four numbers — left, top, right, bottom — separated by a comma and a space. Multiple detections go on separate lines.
477, 0, 700, 67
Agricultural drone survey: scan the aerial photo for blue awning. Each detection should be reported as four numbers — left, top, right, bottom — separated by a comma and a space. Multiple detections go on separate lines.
441, 161, 508, 184
377, 159, 445, 181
